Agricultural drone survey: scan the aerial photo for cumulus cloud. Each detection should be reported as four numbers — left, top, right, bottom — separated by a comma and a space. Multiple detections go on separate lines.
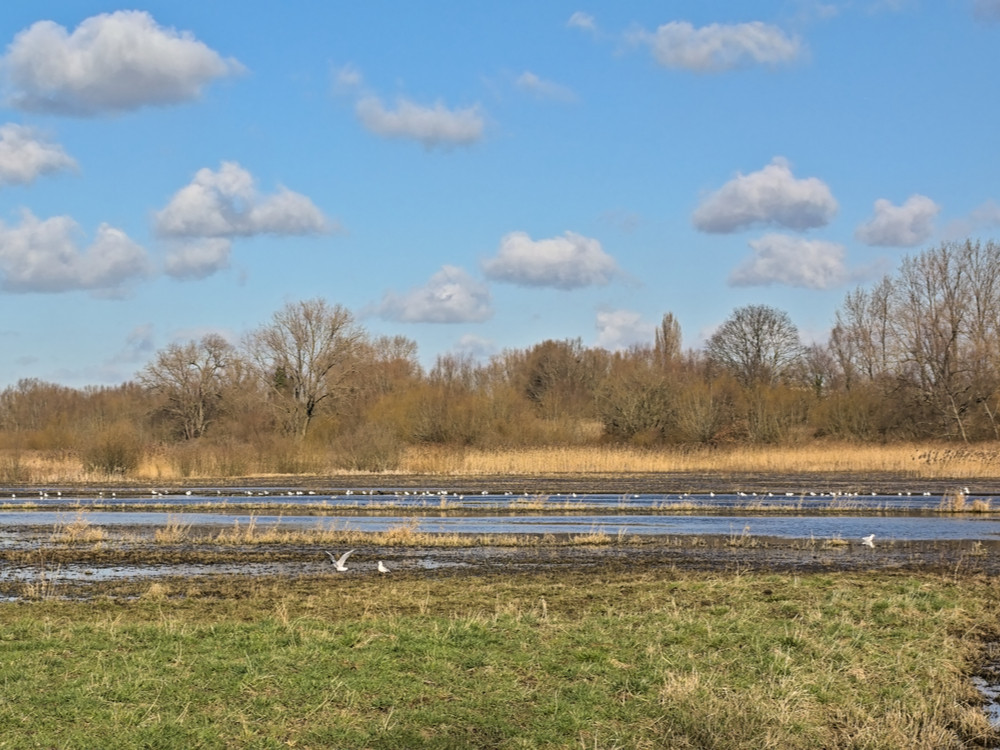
568, 12, 598, 32
374, 266, 492, 323
692, 157, 838, 233
942, 199, 1000, 239
972, 199, 1000, 221
728, 234, 849, 289
1, 10, 243, 116
333, 63, 363, 93
595, 309, 655, 350
451, 334, 496, 361
629, 20, 802, 72
855, 194, 939, 247
482, 231, 618, 289
154, 162, 331, 238
355, 95, 485, 148
0, 209, 151, 294
966, 199, 1000, 228
515, 71, 576, 102
0, 124, 77, 185
164, 238, 232, 280
112, 323, 156, 364
973, 0, 1000, 22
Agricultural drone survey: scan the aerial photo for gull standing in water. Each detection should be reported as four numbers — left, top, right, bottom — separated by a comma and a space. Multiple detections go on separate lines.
377, 561, 390, 573
861, 534, 876, 548
325, 549, 355, 571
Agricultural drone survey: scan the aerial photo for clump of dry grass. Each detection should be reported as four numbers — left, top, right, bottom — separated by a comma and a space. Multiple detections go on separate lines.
154, 515, 194, 544
938, 488, 993, 512
726, 524, 758, 547
140, 582, 171, 600
19, 567, 60, 601
50, 513, 107, 543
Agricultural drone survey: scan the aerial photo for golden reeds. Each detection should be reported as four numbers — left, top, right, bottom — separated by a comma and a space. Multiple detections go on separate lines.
7, 440, 1000, 483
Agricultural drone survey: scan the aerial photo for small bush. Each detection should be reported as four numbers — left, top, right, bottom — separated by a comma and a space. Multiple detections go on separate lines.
334, 423, 404, 472
82, 424, 143, 476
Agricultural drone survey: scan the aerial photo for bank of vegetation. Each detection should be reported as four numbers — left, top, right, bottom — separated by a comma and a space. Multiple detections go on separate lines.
5, 239, 1000, 483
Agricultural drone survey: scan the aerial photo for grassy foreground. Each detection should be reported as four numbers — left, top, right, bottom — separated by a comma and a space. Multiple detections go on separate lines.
1, 569, 998, 749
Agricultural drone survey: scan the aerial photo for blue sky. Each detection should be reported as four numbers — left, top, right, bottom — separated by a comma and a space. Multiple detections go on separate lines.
1, 1, 999, 388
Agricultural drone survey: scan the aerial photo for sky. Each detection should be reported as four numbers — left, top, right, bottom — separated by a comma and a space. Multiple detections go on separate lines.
0, 1, 999, 389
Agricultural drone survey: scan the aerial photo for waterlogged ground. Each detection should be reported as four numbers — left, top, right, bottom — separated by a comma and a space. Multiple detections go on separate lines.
2, 473, 999, 735
1, 475, 999, 593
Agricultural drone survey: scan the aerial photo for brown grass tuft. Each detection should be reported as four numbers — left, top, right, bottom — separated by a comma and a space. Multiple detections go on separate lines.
50, 514, 107, 543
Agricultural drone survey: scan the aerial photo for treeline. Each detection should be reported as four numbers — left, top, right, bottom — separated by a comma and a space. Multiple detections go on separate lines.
3, 239, 1000, 473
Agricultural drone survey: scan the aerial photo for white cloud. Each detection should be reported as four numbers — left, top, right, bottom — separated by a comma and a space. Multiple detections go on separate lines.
630, 21, 802, 72
965, 199, 1000, 228
164, 238, 232, 280
515, 71, 576, 102
943, 199, 1000, 239
482, 231, 618, 289
974, 0, 1000, 22
154, 162, 331, 238
692, 157, 838, 233
568, 12, 598, 32
1, 10, 243, 116
0, 124, 77, 185
728, 233, 849, 289
112, 323, 156, 364
355, 95, 485, 148
375, 266, 492, 323
451, 334, 496, 361
854, 194, 939, 247
595, 309, 654, 350
333, 63, 363, 93
0, 210, 151, 294
796, 2, 842, 22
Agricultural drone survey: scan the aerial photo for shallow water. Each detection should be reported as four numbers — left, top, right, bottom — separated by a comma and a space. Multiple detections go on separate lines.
4, 489, 997, 512
2, 488, 1000, 541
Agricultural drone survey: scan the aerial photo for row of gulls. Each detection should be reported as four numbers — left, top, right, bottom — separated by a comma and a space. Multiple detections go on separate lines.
325, 549, 390, 573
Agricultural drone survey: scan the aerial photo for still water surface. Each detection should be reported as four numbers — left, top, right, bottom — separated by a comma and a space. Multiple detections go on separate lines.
2, 490, 999, 541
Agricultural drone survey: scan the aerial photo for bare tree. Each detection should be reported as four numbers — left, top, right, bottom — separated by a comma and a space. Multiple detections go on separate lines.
831, 239, 1000, 440
513, 339, 601, 419
706, 305, 803, 388
139, 334, 233, 440
244, 299, 365, 438
830, 276, 896, 388
596, 361, 672, 442
654, 312, 683, 368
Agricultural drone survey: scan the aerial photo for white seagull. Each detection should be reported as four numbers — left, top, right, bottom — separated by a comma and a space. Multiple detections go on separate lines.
377, 561, 390, 573
325, 549, 355, 571
861, 534, 876, 548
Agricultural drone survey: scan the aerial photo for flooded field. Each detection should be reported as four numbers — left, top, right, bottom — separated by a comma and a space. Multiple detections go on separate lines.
2, 484, 999, 585
2, 482, 999, 598
3, 480, 999, 734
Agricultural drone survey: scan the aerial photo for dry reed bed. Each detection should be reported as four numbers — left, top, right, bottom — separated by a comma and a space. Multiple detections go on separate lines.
7, 442, 1000, 484
442, 444, 1000, 477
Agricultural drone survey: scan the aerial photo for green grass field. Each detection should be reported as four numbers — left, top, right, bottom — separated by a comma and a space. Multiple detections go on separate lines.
1, 568, 998, 749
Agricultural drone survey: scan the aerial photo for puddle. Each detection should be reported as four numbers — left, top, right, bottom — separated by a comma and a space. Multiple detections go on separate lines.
975, 644, 1000, 741
974, 675, 1000, 728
